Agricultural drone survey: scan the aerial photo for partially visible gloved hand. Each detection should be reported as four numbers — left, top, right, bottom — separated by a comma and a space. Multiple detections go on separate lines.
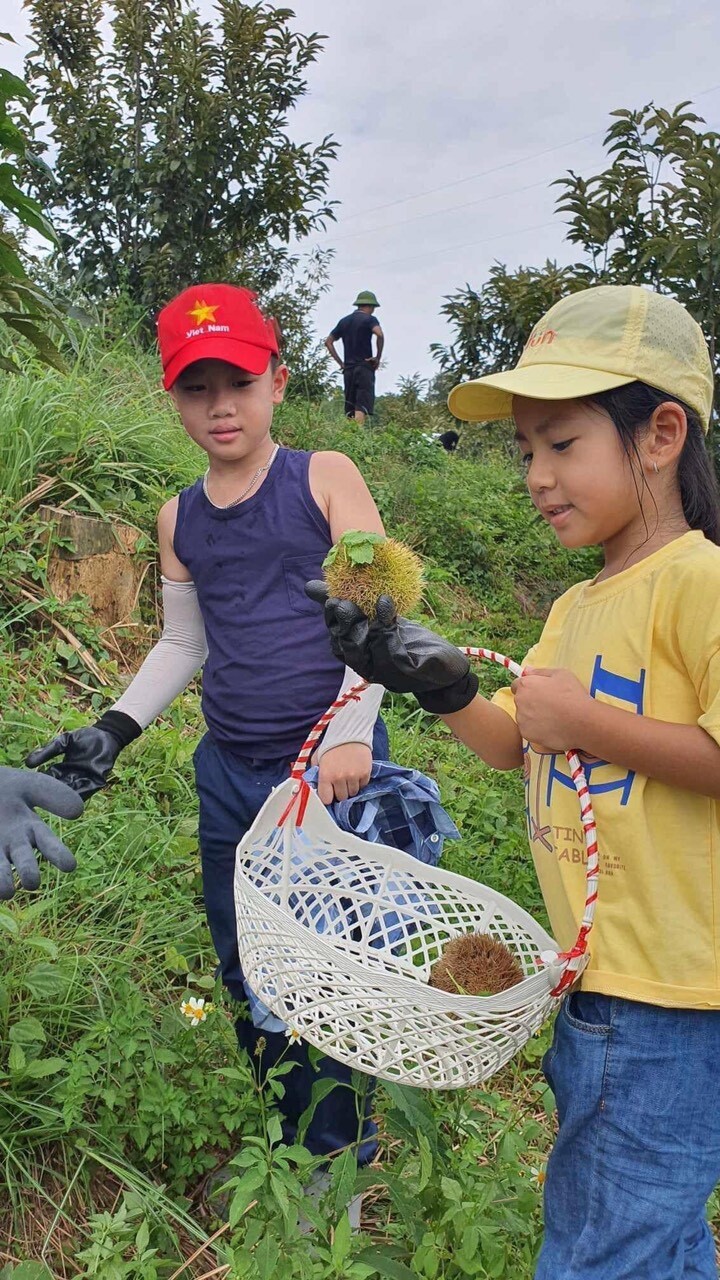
25, 710, 142, 802
304, 581, 479, 715
0, 767, 84, 899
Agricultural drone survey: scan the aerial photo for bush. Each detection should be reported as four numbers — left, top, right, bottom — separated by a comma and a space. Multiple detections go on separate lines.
0, 335, 604, 1274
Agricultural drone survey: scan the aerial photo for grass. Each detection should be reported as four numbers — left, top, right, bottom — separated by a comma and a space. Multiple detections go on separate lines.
4, 334, 706, 1277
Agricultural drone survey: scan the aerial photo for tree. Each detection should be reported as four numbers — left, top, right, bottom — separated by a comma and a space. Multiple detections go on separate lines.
265, 245, 335, 400
553, 104, 705, 288
430, 260, 585, 391
435, 102, 720, 423
24, 0, 338, 319
0, 36, 67, 371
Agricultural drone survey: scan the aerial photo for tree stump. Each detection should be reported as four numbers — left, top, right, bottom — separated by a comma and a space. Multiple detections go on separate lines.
38, 506, 145, 629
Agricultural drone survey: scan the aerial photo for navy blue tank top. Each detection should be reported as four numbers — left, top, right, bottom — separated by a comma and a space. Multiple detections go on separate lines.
173, 448, 345, 758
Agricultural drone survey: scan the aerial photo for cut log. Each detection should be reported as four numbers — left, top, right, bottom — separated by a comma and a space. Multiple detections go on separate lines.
37, 505, 145, 629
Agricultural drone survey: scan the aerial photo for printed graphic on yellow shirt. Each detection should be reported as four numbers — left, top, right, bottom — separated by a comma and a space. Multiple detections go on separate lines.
525, 653, 644, 875
493, 533, 720, 1004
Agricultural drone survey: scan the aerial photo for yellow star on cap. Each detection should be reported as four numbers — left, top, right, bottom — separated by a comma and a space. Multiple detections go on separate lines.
187, 299, 219, 325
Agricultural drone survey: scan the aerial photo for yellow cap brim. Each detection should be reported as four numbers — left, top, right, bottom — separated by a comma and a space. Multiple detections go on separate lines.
447, 363, 636, 423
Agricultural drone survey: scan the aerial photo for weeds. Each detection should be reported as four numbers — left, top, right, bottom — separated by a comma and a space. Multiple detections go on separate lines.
0, 336, 610, 1275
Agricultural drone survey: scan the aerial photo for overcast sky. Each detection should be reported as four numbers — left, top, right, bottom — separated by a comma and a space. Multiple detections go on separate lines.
6, 0, 720, 388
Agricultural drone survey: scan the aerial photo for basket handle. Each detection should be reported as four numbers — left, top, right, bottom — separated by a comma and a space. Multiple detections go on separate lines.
286, 646, 598, 998
289, 680, 370, 780
278, 679, 370, 829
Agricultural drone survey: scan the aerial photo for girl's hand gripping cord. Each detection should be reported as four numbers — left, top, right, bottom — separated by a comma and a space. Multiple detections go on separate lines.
25, 710, 142, 802
0, 767, 84, 899
511, 668, 592, 754
304, 581, 479, 714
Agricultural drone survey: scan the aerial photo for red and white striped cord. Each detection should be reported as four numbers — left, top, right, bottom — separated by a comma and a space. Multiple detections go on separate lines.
279, 681, 369, 827
283, 646, 598, 996
460, 647, 598, 995
290, 683, 369, 779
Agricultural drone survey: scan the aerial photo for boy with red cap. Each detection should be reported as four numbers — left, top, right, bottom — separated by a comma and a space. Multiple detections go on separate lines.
22, 283, 388, 1184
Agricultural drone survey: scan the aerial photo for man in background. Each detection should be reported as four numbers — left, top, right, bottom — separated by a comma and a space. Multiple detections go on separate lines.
325, 291, 384, 424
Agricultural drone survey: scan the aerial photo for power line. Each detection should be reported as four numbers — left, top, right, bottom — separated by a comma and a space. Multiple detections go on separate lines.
333, 130, 602, 224
341, 219, 558, 276
328, 175, 553, 244
693, 81, 720, 99
328, 79, 720, 234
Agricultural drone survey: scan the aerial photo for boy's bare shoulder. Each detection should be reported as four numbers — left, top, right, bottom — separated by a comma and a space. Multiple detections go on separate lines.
310, 449, 362, 475
309, 450, 370, 497
308, 451, 384, 537
156, 495, 193, 580
157, 494, 180, 533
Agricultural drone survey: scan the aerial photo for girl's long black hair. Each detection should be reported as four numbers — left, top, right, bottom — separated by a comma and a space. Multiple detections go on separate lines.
589, 382, 720, 545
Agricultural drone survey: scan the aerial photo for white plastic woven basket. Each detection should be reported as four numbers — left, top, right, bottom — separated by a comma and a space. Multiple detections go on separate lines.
234, 648, 599, 1090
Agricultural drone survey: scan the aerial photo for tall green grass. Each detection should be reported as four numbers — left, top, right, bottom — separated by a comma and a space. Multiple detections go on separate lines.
0, 336, 604, 1276
0, 331, 201, 519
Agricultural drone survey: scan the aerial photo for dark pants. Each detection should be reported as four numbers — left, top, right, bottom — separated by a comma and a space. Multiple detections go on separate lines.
343, 362, 376, 417
194, 720, 389, 1164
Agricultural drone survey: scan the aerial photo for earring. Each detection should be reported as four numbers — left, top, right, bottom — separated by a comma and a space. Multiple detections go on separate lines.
652, 461, 659, 475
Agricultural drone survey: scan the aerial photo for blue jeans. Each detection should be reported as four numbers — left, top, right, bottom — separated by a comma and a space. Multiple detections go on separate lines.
536, 992, 720, 1280
194, 719, 389, 1165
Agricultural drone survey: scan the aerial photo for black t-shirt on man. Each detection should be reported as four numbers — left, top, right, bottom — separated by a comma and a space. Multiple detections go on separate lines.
330, 311, 378, 366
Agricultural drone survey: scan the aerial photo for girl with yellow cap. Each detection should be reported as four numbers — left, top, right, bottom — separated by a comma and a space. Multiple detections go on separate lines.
309, 284, 720, 1280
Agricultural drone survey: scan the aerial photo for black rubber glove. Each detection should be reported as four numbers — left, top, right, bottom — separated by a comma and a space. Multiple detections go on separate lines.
0, 767, 84, 899
25, 710, 142, 802
304, 581, 479, 715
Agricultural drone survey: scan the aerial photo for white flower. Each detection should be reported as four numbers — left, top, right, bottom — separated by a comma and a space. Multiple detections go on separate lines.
530, 1165, 546, 1187
284, 1026, 302, 1043
180, 996, 213, 1026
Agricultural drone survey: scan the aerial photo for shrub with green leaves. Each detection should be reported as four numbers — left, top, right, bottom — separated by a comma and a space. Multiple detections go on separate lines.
0, 41, 69, 371
0, 337, 635, 1275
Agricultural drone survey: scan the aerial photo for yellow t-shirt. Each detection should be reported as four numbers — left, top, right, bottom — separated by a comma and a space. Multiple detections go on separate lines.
492, 530, 720, 1008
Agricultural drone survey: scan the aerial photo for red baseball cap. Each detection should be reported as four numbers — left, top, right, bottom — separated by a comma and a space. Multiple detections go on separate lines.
157, 284, 280, 389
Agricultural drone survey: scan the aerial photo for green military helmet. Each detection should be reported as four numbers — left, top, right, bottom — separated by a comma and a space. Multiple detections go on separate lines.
353, 290, 380, 307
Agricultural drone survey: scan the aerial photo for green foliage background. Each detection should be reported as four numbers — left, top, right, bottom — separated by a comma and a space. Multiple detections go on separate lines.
2, 21, 719, 1274
434, 102, 720, 437
0, 37, 69, 372
0, 335, 609, 1277
24, 0, 337, 317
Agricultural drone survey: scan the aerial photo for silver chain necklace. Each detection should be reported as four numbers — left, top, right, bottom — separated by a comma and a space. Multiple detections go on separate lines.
202, 443, 280, 510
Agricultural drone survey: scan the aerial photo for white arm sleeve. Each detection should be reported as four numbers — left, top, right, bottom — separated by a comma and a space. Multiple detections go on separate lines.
315, 666, 385, 760
111, 577, 208, 729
